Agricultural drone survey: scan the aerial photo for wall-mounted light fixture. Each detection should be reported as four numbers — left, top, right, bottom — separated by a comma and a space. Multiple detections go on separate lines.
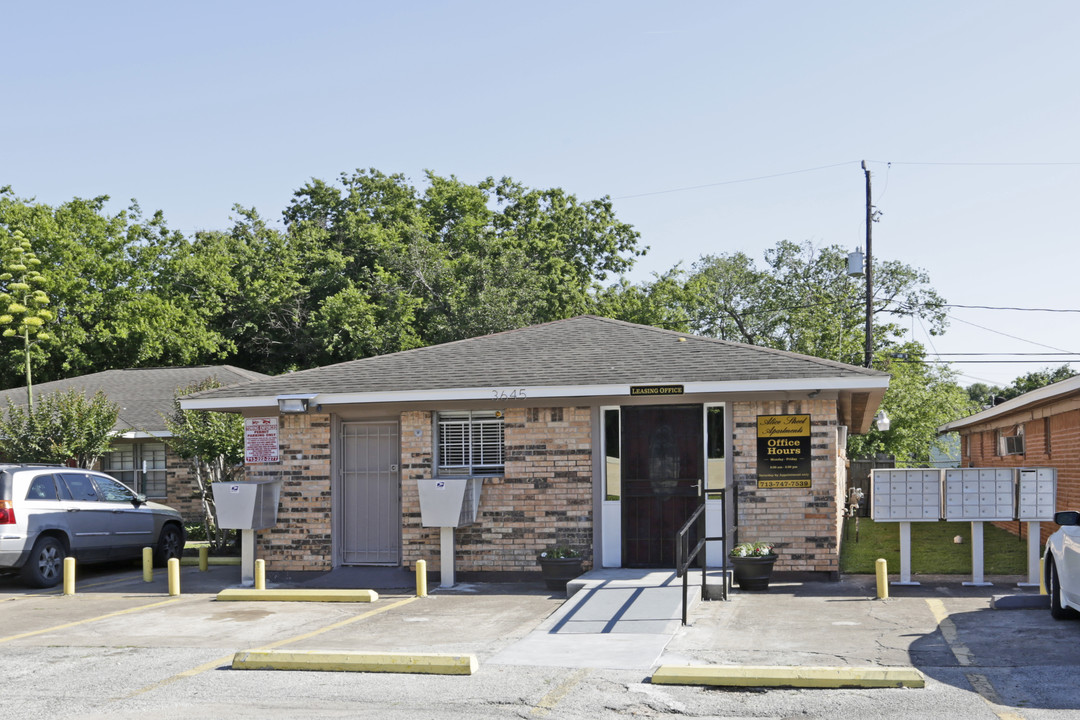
874, 410, 890, 432
277, 394, 317, 413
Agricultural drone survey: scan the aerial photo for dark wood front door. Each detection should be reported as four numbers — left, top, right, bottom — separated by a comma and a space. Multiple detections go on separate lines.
621, 405, 703, 567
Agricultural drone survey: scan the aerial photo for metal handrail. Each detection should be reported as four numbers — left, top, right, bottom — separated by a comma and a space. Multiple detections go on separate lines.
675, 487, 735, 625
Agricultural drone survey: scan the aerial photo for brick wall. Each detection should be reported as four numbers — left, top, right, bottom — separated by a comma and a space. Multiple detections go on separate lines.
248, 413, 333, 571
401, 407, 593, 578
960, 404, 1080, 545
165, 449, 203, 522
732, 399, 842, 574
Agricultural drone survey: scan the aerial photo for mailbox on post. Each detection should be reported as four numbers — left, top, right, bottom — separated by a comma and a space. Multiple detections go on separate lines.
212, 480, 282, 529
416, 478, 484, 588
417, 478, 482, 528
211, 480, 282, 586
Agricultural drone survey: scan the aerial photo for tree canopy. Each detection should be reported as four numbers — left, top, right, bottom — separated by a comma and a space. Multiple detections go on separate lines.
966, 364, 1077, 408
4, 174, 1048, 467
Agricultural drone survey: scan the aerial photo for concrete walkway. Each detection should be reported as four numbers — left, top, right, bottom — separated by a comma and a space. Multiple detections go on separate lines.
489, 569, 701, 670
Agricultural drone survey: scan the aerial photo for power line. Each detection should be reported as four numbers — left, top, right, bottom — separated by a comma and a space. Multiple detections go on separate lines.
944, 314, 1077, 354
614, 161, 856, 200
928, 303, 1080, 313
869, 161, 1080, 167
614, 159, 1080, 200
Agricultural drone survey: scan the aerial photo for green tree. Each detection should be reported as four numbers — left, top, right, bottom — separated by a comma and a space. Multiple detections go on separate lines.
965, 365, 1077, 409
164, 379, 244, 551
278, 169, 644, 360
0, 389, 120, 468
0, 229, 53, 407
592, 267, 693, 331
0, 189, 228, 386
680, 240, 947, 364
848, 343, 972, 465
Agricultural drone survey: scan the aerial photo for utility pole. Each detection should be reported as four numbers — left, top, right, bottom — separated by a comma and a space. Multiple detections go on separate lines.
862, 160, 873, 368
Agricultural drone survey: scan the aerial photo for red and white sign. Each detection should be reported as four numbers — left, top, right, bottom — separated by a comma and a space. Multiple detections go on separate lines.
244, 417, 280, 464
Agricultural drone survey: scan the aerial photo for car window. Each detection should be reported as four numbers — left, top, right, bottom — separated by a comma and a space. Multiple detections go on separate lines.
59, 473, 100, 502
92, 475, 137, 503
25, 474, 60, 501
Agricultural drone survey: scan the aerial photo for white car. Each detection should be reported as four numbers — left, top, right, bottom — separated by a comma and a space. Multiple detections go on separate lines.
0, 464, 186, 588
1045, 510, 1080, 619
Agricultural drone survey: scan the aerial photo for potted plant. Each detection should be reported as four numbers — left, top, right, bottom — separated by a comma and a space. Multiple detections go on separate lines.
538, 545, 583, 591
729, 541, 778, 591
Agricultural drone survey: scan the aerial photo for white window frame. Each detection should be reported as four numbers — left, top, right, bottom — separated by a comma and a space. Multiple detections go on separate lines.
436, 410, 505, 476
103, 441, 168, 498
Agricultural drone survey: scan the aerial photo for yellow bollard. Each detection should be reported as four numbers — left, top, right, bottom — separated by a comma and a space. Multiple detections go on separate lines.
199, 546, 209, 572
875, 558, 889, 599
416, 559, 428, 598
168, 557, 180, 596
143, 547, 154, 582
255, 559, 266, 590
63, 557, 76, 596
1040, 556, 1047, 595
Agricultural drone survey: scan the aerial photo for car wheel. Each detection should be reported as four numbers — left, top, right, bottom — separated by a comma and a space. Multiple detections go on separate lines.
21, 536, 65, 588
1048, 555, 1079, 620
153, 525, 184, 568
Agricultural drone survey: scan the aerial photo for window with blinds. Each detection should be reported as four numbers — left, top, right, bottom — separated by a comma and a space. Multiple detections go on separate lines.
103, 442, 168, 498
437, 411, 505, 476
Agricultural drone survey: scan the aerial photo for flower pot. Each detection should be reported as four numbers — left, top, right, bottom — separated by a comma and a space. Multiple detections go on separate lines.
730, 553, 778, 591
539, 557, 583, 591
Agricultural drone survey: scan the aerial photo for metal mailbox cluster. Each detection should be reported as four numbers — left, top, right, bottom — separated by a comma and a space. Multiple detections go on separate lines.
871, 467, 1057, 523
872, 470, 941, 521
943, 469, 1015, 521
1017, 468, 1057, 520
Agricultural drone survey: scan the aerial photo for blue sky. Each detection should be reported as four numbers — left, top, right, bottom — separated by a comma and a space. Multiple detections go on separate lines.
4, 1, 1078, 386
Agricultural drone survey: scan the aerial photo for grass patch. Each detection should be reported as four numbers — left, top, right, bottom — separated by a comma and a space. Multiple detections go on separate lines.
840, 517, 1031, 575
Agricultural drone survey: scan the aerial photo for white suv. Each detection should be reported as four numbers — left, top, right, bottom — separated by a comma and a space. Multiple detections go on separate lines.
1045, 510, 1080, 619
0, 464, 185, 587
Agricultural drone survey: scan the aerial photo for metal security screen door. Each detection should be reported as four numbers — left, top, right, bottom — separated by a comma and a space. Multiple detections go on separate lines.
621, 405, 704, 567
340, 422, 401, 565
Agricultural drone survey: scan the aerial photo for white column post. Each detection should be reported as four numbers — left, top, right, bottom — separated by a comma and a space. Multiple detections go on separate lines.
241, 529, 256, 586
892, 521, 920, 585
1019, 521, 1042, 587
963, 521, 993, 586
440, 526, 455, 588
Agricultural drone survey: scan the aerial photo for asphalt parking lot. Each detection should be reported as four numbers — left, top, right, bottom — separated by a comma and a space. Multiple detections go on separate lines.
2, 563, 1079, 719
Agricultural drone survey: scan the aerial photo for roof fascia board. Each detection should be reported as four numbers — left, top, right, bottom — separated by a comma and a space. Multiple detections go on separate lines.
118, 430, 172, 439
180, 376, 888, 411
939, 377, 1080, 433
180, 396, 283, 411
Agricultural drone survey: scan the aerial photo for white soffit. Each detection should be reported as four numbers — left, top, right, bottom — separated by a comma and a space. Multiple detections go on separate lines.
179, 375, 889, 411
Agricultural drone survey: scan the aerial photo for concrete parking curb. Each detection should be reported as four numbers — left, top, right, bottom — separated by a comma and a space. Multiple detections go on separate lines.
231, 649, 477, 675
651, 665, 925, 689
216, 588, 379, 602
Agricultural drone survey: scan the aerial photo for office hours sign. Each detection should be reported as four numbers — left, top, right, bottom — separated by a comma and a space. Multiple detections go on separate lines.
244, 417, 280, 464
756, 414, 812, 488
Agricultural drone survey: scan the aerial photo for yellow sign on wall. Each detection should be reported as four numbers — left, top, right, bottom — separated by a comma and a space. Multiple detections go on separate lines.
756, 414, 812, 488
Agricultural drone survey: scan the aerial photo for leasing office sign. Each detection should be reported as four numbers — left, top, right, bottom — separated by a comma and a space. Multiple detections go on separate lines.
756, 414, 812, 488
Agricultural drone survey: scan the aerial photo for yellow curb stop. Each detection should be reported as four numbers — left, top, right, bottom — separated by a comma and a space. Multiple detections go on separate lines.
232, 649, 477, 675
216, 588, 379, 602
652, 665, 924, 689
180, 556, 241, 566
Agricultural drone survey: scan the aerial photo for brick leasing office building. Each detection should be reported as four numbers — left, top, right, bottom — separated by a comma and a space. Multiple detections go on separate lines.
938, 374, 1080, 545
0, 366, 268, 521
182, 316, 889, 581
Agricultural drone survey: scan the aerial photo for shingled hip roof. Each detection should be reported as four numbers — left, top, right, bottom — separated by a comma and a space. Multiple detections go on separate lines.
182, 317, 888, 425
0, 366, 268, 435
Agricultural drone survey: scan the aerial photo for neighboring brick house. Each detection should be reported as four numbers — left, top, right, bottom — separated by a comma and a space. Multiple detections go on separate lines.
0, 366, 267, 520
182, 316, 889, 582
938, 375, 1080, 545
